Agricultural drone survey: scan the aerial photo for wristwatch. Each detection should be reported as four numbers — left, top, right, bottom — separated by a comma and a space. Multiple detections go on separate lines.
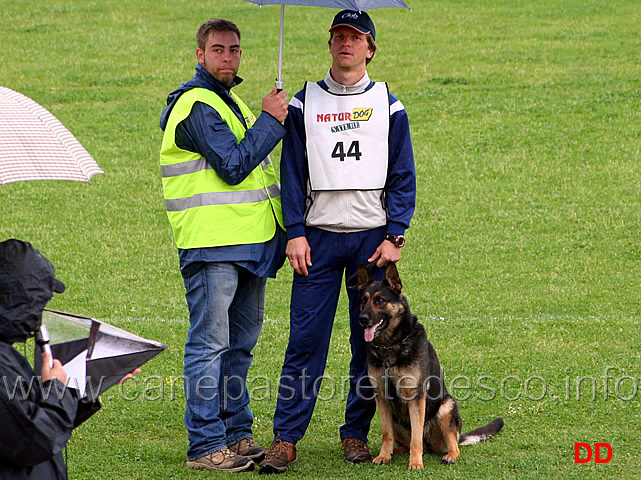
384, 234, 406, 248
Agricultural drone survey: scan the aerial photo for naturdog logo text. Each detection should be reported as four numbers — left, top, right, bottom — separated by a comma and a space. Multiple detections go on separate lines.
317, 108, 374, 133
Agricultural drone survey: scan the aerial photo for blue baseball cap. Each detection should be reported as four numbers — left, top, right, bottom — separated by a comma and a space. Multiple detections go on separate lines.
329, 10, 376, 40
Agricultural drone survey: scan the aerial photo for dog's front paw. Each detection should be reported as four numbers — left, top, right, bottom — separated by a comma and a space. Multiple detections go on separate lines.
441, 454, 456, 465
373, 454, 392, 465
408, 459, 424, 470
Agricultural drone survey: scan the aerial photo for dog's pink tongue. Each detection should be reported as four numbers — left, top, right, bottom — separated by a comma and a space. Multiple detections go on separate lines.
364, 326, 376, 343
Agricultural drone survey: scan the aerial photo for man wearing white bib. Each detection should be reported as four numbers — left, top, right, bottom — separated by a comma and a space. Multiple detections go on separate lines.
260, 10, 416, 473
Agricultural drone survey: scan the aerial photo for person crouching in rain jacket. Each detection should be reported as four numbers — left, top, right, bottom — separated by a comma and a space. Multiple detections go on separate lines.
0, 239, 101, 479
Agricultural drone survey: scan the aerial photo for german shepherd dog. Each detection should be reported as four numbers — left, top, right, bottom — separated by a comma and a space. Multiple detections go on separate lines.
357, 262, 503, 470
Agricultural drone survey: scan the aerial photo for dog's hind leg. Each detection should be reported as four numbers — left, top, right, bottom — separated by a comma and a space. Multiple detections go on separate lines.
441, 425, 461, 464
373, 397, 394, 465
391, 423, 410, 455
438, 399, 461, 464
407, 396, 426, 470
392, 445, 409, 456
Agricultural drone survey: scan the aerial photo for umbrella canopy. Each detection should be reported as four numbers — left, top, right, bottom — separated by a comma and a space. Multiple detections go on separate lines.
0, 86, 104, 185
242, 0, 411, 88
245, 0, 409, 7
35, 310, 166, 401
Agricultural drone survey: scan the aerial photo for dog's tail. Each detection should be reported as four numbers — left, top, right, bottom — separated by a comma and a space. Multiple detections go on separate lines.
458, 417, 504, 446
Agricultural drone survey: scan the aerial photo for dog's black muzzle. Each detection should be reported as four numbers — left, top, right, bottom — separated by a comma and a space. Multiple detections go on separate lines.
359, 312, 371, 328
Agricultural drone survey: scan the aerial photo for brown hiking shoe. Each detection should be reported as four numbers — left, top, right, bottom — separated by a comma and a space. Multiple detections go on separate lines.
229, 437, 267, 462
186, 447, 255, 472
258, 437, 298, 474
342, 438, 372, 464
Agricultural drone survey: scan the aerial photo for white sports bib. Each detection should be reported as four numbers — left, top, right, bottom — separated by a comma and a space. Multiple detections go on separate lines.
304, 82, 390, 191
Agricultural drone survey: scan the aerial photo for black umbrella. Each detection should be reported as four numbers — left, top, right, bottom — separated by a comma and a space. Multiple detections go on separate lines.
35, 310, 166, 401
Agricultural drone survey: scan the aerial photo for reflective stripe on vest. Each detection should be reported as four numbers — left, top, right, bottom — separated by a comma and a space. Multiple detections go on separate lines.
165, 183, 282, 211
160, 87, 284, 249
160, 156, 273, 179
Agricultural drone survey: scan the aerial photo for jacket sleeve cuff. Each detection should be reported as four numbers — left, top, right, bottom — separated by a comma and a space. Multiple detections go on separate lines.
386, 222, 406, 237
258, 110, 287, 133
286, 224, 306, 240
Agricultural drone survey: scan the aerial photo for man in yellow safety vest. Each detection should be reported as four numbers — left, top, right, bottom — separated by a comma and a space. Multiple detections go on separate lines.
159, 18, 288, 473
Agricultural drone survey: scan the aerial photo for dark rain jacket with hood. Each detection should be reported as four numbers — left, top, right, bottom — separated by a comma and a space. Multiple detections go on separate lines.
0, 239, 99, 480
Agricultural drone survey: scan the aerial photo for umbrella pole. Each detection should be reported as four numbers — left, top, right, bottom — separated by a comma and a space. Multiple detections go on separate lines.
276, 4, 284, 91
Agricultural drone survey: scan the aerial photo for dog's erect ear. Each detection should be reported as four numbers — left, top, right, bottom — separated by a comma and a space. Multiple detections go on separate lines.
357, 263, 373, 290
384, 262, 403, 295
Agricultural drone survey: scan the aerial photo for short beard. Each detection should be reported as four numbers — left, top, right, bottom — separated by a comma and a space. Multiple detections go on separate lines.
202, 60, 235, 87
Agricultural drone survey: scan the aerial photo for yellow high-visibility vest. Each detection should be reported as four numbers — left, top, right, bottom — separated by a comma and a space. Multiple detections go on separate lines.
160, 88, 283, 249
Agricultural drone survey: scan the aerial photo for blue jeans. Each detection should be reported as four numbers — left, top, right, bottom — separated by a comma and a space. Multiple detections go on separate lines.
273, 227, 385, 445
183, 262, 266, 460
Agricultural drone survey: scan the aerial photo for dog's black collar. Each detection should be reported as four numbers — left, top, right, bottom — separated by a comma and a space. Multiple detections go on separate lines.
371, 332, 412, 350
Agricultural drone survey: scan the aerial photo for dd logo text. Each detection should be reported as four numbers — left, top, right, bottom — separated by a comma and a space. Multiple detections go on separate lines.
574, 443, 612, 464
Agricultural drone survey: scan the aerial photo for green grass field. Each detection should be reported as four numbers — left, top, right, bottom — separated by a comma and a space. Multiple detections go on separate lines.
1, 0, 640, 478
